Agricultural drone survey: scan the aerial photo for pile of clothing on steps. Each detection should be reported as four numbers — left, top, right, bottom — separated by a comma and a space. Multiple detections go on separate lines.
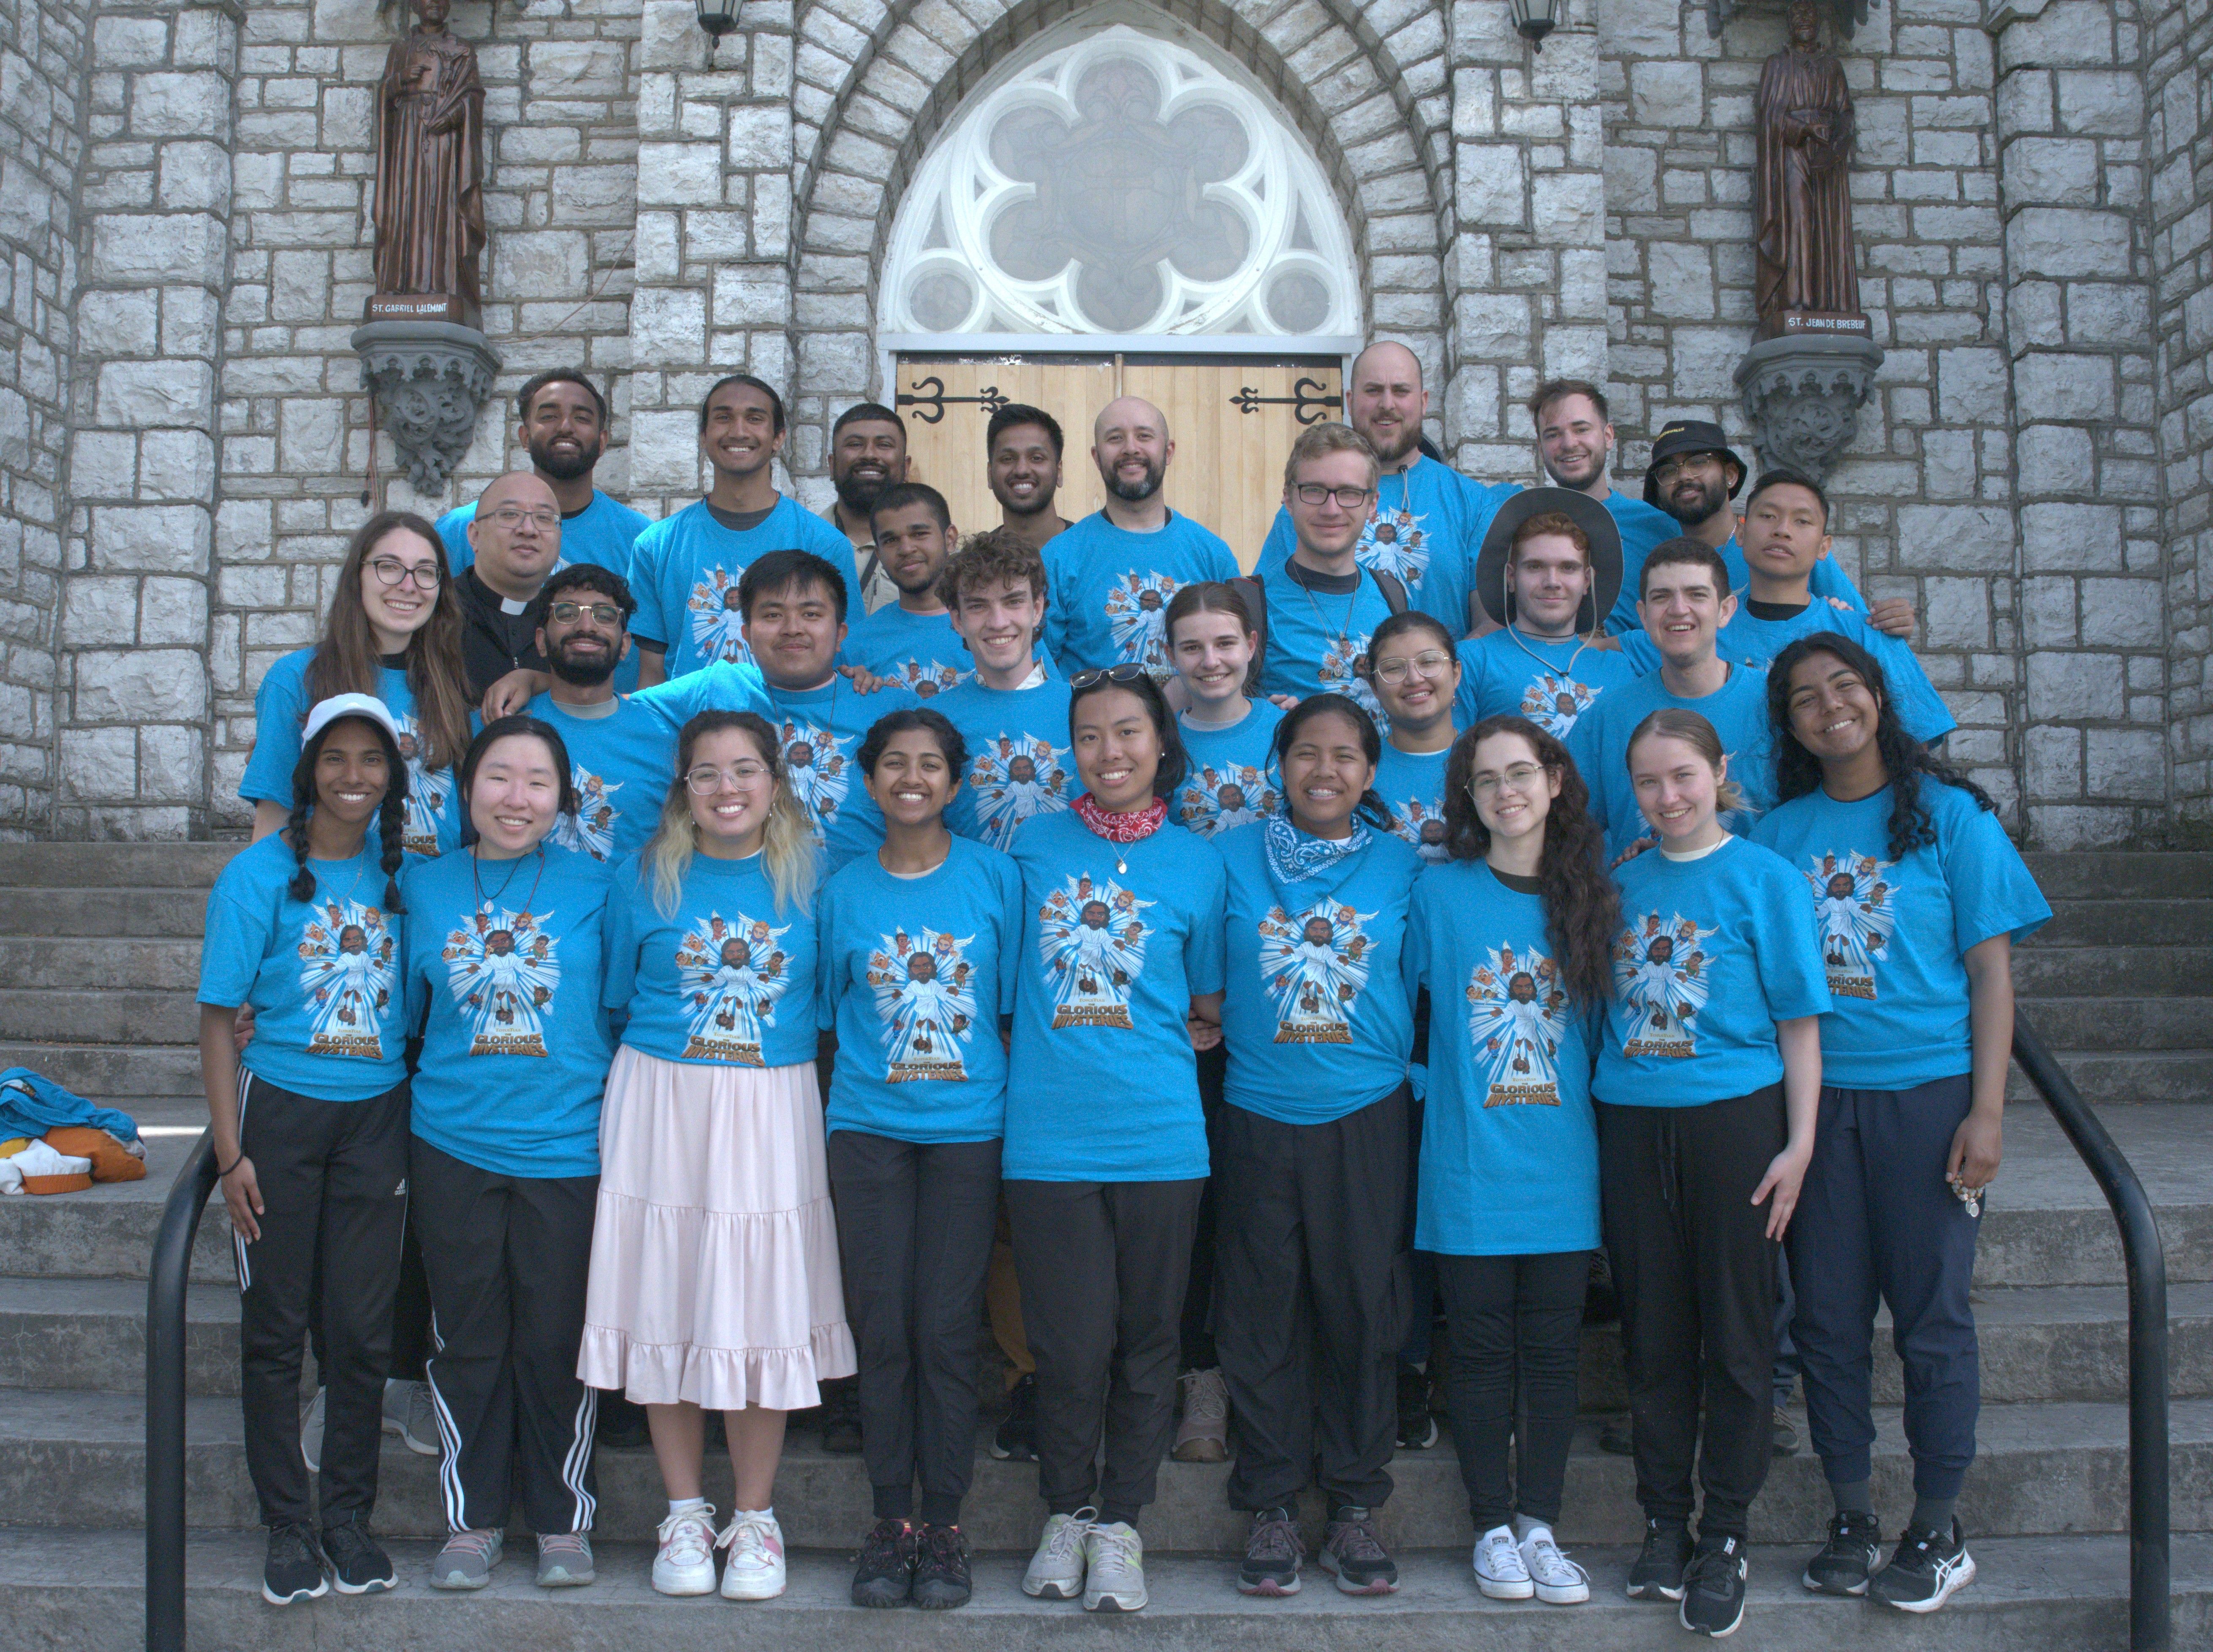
0, 1068, 144, 1195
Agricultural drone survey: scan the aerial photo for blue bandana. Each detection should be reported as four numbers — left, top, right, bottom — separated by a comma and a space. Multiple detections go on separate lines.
1263, 810, 1373, 889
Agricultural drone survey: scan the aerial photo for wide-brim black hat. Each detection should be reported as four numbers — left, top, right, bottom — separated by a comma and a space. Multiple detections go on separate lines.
1641, 419, 1748, 507
1474, 486, 1624, 629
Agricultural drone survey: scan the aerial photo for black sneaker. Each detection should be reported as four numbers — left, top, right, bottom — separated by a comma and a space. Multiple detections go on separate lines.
1394, 1368, 1438, 1451
1317, 1506, 1398, 1595
850, 1517, 915, 1608
261, 1522, 329, 1606
912, 1523, 973, 1610
1679, 1533, 1748, 1638
1869, 1518, 1976, 1613
1583, 1249, 1620, 1324
321, 1518, 394, 1595
1802, 1509, 1883, 1595
821, 1378, 864, 1454
1626, 1518, 1693, 1601
991, 1373, 1039, 1461
1237, 1507, 1305, 1596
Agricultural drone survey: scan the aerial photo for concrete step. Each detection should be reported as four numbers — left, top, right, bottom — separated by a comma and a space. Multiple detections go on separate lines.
0, 988, 199, 1044
4, 1386, 2205, 1547
2034, 899, 2213, 948
0, 1040, 202, 1097
3, 1528, 2204, 1652
2015, 946, 2213, 997
2016, 998, 2213, 1053
0, 842, 239, 888
0, 887, 207, 938
2023, 849, 2213, 900
0, 937, 202, 992
2005, 1051, 2213, 1106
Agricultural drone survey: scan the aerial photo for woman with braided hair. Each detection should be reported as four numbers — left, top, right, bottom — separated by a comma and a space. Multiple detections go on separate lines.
197, 694, 416, 1610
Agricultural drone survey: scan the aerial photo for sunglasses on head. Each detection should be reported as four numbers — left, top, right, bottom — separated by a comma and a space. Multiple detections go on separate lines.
1068, 663, 1149, 689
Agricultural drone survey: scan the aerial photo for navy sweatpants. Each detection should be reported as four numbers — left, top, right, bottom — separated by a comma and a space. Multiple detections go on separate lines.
1787, 1075, 1982, 1500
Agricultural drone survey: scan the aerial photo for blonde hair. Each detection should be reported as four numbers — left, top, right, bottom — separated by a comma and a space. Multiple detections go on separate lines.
1282, 421, 1380, 491
645, 711, 819, 920
1626, 708, 1746, 815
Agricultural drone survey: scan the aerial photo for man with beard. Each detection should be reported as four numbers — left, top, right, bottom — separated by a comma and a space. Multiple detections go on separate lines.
823, 402, 910, 617
1259, 340, 1514, 641
454, 470, 564, 701
1043, 397, 1238, 676
842, 481, 982, 696
987, 403, 1074, 553
1525, 379, 1687, 639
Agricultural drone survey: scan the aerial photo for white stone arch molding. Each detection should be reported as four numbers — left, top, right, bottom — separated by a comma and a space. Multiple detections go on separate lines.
877, 11, 1363, 350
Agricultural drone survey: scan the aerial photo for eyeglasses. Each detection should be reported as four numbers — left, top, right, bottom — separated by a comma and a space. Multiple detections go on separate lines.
548, 600, 623, 626
367, 557, 441, 589
1293, 483, 1374, 509
487, 505, 562, 530
1370, 649, 1453, 684
685, 761, 770, 794
1068, 663, 1148, 689
1650, 455, 1723, 487
1467, 762, 1551, 799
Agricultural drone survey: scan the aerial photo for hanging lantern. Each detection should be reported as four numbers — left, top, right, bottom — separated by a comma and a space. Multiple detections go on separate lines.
1509, 0, 1560, 49
696, 0, 740, 44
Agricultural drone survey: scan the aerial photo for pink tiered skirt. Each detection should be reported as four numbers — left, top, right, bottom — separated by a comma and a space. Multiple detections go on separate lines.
577, 1045, 856, 1410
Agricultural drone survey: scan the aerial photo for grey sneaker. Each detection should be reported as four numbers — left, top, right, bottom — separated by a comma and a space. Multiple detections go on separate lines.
1022, 1509, 1092, 1599
384, 1379, 441, 1456
1171, 1367, 1230, 1462
536, 1531, 594, 1587
1082, 1520, 1147, 1612
428, 1528, 504, 1590
1318, 1506, 1399, 1595
299, 1386, 326, 1475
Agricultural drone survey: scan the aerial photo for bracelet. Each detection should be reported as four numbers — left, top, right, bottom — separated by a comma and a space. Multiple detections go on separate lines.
215, 1155, 243, 1178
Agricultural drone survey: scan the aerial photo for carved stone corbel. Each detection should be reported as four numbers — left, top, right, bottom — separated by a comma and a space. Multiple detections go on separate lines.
1733, 332, 1884, 481
350, 320, 501, 493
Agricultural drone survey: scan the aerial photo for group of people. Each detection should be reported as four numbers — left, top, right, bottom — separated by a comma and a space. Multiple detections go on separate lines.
197, 340, 2048, 1639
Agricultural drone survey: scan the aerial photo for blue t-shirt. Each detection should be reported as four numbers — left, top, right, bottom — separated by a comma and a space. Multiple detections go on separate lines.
525, 694, 679, 865
627, 498, 860, 678
1003, 810, 1227, 1181
1260, 456, 1510, 639
198, 834, 410, 1101
1594, 836, 1831, 1107
1043, 511, 1240, 676
437, 490, 655, 693
1402, 859, 1601, 1255
603, 850, 818, 1070
817, 837, 1026, 1143
1455, 629, 1641, 743
1753, 780, 2050, 1090
1567, 663, 1778, 859
400, 845, 616, 1178
932, 671, 1077, 850
841, 602, 972, 698
1373, 742, 1454, 864
1610, 514, 1865, 632
1257, 561, 1397, 722
1218, 823, 1418, 1125
240, 648, 465, 857
1173, 701, 1285, 838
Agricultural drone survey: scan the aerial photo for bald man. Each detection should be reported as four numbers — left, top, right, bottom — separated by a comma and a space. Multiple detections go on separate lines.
457, 470, 564, 699
1259, 340, 1517, 640
1042, 395, 1239, 676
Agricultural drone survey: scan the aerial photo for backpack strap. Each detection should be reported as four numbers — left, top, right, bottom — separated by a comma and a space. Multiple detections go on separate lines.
1373, 568, 1408, 616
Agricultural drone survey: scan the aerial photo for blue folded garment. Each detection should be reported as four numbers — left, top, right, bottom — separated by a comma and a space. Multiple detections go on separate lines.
0, 1068, 140, 1145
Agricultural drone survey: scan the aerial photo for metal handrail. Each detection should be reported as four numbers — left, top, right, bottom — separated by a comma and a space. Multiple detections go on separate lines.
145, 1127, 218, 1652
2013, 1014, 2170, 1651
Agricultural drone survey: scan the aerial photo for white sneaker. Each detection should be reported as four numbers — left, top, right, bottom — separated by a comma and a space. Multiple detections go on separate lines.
1474, 1523, 1534, 1600
716, 1510, 786, 1600
1022, 1508, 1093, 1599
1171, 1367, 1230, 1462
652, 1504, 719, 1596
382, 1379, 440, 1456
1082, 1520, 1147, 1613
299, 1386, 325, 1474
1519, 1526, 1590, 1604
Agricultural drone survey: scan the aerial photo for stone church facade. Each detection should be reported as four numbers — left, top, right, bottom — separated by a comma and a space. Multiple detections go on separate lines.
0, 0, 2202, 846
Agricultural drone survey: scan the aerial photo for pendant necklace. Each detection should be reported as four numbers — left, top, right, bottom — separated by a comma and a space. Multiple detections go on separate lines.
472, 841, 546, 916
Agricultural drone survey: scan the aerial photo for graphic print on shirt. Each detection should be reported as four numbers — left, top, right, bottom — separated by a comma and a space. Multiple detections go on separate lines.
1520, 671, 1599, 739
1612, 911, 1718, 1059
867, 924, 979, 1081
677, 910, 791, 1065
1104, 572, 1180, 674
1357, 505, 1429, 592
1037, 873, 1151, 1029
299, 897, 397, 1057
687, 567, 753, 666
1256, 898, 1375, 1044
393, 715, 452, 856
780, 719, 852, 842
970, 734, 1071, 849
1175, 762, 1278, 838
892, 658, 965, 698
1465, 943, 1568, 1106
1385, 798, 1449, 863
553, 765, 621, 861
442, 903, 560, 1057
1803, 849, 1897, 1001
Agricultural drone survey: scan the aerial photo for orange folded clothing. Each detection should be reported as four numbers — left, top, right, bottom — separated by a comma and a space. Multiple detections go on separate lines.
42, 1126, 148, 1184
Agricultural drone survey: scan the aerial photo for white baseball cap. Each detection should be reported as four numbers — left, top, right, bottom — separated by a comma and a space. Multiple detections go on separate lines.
302, 693, 404, 747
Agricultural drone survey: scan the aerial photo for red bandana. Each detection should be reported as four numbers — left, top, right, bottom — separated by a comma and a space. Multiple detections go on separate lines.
1072, 792, 1167, 843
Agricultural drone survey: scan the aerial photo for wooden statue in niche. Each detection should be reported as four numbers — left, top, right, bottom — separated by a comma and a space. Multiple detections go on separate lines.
1754, 0, 1868, 339
369, 0, 486, 326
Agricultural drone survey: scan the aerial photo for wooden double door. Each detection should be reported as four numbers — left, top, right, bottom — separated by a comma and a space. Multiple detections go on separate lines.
893, 354, 1346, 571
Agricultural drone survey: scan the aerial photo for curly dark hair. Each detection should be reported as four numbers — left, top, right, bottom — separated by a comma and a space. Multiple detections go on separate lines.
1767, 630, 1995, 862
1441, 715, 1619, 1006
1270, 693, 1393, 831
